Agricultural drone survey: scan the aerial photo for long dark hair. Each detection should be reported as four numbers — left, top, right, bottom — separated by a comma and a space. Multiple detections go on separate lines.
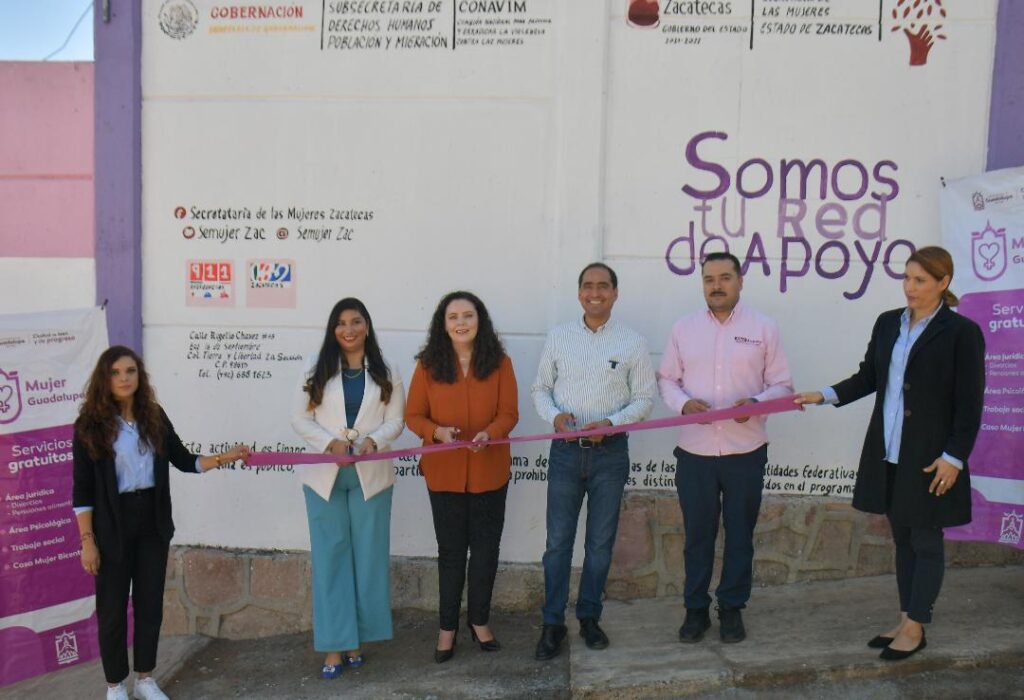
416, 291, 505, 384
305, 298, 393, 408
75, 346, 165, 461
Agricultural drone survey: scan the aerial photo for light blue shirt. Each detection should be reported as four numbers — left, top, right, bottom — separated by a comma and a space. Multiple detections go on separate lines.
821, 305, 962, 470
73, 418, 204, 515
112, 417, 158, 493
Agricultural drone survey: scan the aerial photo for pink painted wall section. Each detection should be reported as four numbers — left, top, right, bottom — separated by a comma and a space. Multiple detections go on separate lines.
0, 62, 94, 258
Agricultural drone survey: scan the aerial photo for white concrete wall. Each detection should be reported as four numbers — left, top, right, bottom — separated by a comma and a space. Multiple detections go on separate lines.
138, 0, 999, 561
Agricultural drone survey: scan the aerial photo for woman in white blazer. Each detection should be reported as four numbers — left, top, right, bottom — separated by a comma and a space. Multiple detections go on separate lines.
291, 297, 405, 680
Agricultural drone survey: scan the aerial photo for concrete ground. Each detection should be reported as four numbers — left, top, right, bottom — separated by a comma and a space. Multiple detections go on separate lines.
0, 635, 210, 700
2, 566, 1021, 699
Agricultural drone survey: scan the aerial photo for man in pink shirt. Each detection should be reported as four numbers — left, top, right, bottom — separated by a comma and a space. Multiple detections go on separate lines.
657, 252, 793, 644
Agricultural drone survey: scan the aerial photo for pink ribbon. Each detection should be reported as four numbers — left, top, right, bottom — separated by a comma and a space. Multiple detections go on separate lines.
246, 395, 801, 467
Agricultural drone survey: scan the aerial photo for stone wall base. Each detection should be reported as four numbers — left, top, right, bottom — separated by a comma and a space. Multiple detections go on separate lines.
162, 493, 1024, 638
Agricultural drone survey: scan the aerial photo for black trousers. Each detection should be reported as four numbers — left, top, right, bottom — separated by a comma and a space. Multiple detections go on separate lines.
95, 489, 169, 684
427, 484, 508, 631
884, 462, 945, 624
889, 514, 944, 623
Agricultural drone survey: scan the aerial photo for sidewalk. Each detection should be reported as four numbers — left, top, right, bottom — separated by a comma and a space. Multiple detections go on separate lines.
3, 566, 1021, 699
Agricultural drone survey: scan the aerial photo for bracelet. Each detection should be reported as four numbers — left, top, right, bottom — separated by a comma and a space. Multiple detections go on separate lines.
81, 532, 94, 542
215, 454, 223, 466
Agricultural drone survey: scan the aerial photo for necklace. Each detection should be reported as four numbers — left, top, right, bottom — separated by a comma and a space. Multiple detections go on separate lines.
342, 368, 364, 379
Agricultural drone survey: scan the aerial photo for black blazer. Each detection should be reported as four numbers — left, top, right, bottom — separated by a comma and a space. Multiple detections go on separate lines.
831, 305, 985, 528
72, 409, 200, 562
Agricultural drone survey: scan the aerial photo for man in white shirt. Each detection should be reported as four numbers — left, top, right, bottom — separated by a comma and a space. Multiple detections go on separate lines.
531, 262, 656, 659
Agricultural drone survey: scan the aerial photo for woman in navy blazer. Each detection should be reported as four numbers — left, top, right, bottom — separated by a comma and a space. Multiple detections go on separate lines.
73, 346, 249, 700
797, 246, 985, 661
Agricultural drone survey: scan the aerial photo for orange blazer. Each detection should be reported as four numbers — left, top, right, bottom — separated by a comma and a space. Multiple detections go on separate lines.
405, 354, 519, 493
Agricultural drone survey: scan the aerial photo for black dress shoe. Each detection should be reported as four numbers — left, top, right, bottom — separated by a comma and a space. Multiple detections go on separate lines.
579, 617, 610, 650
867, 635, 895, 649
879, 634, 926, 661
468, 622, 502, 651
718, 607, 746, 644
434, 631, 457, 664
678, 608, 711, 643
534, 624, 567, 660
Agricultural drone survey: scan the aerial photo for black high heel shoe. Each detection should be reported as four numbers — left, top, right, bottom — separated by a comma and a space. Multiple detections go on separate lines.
434, 631, 457, 664
468, 622, 502, 652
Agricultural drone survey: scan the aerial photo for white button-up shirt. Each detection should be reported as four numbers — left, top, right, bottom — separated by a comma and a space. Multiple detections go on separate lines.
532, 317, 655, 428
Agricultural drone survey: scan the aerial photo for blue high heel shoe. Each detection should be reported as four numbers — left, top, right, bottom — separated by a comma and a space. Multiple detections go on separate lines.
344, 654, 365, 668
320, 663, 343, 679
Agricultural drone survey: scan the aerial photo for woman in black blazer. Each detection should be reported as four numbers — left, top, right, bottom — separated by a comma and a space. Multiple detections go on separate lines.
72, 346, 249, 700
797, 246, 985, 661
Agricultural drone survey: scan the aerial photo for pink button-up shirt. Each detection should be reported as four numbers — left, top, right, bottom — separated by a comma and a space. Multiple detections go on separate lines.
657, 301, 793, 457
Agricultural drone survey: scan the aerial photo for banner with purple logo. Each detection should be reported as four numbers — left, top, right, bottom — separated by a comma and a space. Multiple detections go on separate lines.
0, 307, 109, 687
941, 166, 1024, 549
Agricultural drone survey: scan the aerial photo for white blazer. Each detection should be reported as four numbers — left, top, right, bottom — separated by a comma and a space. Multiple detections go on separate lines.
290, 358, 405, 501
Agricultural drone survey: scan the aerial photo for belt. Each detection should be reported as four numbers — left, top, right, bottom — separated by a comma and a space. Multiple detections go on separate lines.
119, 488, 155, 499
563, 433, 626, 449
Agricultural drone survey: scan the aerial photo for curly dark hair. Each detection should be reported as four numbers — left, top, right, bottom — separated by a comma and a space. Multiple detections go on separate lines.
75, 346, 165, 461
305, 297, 393, 408
416, 291, 505, 384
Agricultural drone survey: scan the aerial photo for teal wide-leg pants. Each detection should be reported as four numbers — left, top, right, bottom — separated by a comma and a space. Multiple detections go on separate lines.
303, 467, 393, 652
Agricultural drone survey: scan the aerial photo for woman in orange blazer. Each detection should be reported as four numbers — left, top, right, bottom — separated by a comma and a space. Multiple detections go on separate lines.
406, 290, 519, 663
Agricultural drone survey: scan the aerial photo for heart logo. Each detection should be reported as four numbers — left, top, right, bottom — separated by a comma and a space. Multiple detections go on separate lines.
0, 386, 12, 403
978, 242, 998, 261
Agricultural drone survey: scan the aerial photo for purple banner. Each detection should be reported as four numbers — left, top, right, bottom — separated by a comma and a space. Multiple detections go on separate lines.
1, 425, 93, 613
0, 424, 101, 685
946, 290, 1024, 548
0, 613, 102, 687
960, 291, 1024, 480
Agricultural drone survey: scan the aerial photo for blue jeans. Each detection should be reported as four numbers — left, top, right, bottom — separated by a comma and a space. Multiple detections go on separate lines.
541, 435, 630, 625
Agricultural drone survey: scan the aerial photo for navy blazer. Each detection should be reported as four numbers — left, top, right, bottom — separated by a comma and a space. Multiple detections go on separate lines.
831, 305, 985, 528
72, 409, 200, 562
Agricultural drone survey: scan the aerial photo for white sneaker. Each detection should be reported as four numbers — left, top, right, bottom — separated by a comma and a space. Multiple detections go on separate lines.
106, 684, 129, 700
132, 677, 170, 700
